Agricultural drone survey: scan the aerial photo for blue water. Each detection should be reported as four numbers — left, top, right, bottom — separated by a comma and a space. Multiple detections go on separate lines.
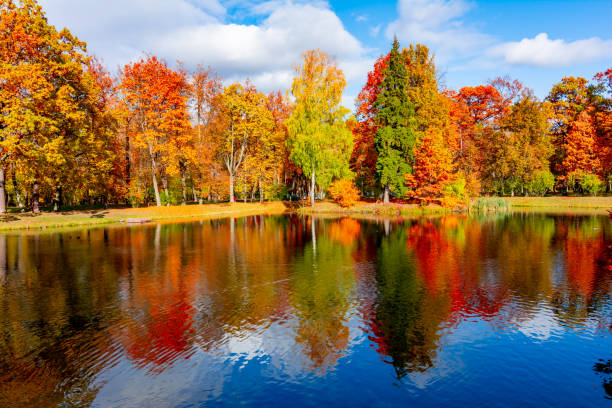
0, 213, 610, 407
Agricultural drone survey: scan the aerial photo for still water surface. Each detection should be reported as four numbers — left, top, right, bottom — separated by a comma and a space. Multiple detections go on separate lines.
0, 213, 610, 407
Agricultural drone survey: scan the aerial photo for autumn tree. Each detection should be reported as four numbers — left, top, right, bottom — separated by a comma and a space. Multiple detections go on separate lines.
238, 83, 275, 202
287, 50, 353, 206
352, 55, 388, 193
561, 110, 602, 191
216, 82, 274, 202
119, 56, 190, 206
189, 65, 223, 202
592, 69, 612, 191
374, 38, 416, 203
401, 44, 461, 204
405, 128, 454, 204
260, 91, 292, 199
0, 0, 94, 212
480, 95, 552, 195
546, 76, 589, 176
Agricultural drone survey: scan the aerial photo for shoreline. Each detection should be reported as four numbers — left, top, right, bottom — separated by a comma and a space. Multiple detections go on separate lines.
301, 197, 612, 216
0, 196, 610, 232
0, 202, 292, 232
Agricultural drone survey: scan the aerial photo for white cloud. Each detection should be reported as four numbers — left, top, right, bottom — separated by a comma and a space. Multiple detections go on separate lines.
386, 0, 493, 63
370, 24, 382, 38
38, 0, 368, 98
490, 33, 612, 67
355, 14, 368, 23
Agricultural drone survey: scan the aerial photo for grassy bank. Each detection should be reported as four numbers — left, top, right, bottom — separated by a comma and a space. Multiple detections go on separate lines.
299, 200, 450, 216
502, 196, 612, 209
1, 196, 610, 231
0, 202, 291, 231
302, 196, 612, 216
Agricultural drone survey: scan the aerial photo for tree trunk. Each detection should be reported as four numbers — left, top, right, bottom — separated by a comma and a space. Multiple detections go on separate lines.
147, 143, 162, 206
383, 185, 390, 204
310, 170, 316, 207
53, 185, 62, 212
125, 125, 131, 188
180, 163, 187, 205
243, 172, 247, 204
259, 178, 263, 203
32, 180, 40, 213
11, 168, 23, 212
229, 173, 235, 203
162, 176, 169, 202
0, 168, 6, 214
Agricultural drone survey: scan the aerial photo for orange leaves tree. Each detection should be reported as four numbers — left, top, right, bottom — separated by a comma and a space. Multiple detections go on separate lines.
119, 56, 190, 206
328, 179, 360, 207
592, 68, 612, 191
481, 94, 553, 196
401, 44, 459, 205
562, 110, 602, 191
405, 129, 454, 204
0, 0, 100, 212
546, 74, 610, 192
546, 76, 590, 178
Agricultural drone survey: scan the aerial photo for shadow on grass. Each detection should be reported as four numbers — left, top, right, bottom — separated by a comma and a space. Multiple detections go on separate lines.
0, 215, 21, 223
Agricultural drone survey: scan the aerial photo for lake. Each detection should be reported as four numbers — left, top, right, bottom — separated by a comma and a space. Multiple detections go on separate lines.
0, 213, 610, 407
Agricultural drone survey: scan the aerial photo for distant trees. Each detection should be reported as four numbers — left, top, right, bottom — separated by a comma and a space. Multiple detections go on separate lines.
0, 0, 610, 212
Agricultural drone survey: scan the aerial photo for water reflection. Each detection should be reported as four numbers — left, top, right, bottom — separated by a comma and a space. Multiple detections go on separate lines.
0, 213, 610, 407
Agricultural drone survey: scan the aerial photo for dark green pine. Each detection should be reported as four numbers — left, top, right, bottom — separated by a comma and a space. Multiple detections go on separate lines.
374, 37, 416, 202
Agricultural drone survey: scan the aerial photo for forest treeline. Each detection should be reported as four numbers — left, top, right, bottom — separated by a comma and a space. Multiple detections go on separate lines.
1, 0, 610, 213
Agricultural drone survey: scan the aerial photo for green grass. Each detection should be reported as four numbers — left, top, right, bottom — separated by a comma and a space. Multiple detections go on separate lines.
502, 196, 612, 209
469, 197, 509, 212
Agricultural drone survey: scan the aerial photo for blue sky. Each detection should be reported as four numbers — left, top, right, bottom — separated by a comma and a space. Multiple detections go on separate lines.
39, 0, 612, 108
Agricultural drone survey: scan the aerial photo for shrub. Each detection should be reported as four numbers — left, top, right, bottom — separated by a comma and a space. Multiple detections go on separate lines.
580, 173, 603, 196
328, 179, 360, 207
127, 180, 145, 207
470, 197, 509, 212
528, 170, 555, 196
441, 177, 467, 208
267, 183, 287, 201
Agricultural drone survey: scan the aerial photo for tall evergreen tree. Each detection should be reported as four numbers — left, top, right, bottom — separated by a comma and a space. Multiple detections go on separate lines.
374, 37, 416, 203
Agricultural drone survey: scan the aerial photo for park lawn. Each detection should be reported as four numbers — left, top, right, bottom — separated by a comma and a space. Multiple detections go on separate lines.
503, 196, 612, 209
304, 196, 612, 215
0, 202, 290, 231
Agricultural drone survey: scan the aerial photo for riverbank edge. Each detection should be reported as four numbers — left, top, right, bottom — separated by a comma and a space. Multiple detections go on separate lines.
300, 197, 612, 216
0, 197, 610, 232
0, 202, 293, 232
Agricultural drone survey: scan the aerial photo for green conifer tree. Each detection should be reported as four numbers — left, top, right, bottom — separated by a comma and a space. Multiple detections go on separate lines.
374, 37, 416, 203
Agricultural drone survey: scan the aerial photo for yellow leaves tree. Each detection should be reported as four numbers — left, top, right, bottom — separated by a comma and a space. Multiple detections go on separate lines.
287, 50, 353, 206
216, 82, 274, 202
0, 0, 91, 212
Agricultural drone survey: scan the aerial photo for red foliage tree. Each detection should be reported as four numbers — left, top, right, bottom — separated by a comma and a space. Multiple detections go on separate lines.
562, 110, 602, 181
405, 128, 454, 204
351, 54, 389, 191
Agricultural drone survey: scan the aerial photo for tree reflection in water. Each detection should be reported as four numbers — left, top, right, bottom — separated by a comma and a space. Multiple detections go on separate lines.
0, 213, 609, 405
